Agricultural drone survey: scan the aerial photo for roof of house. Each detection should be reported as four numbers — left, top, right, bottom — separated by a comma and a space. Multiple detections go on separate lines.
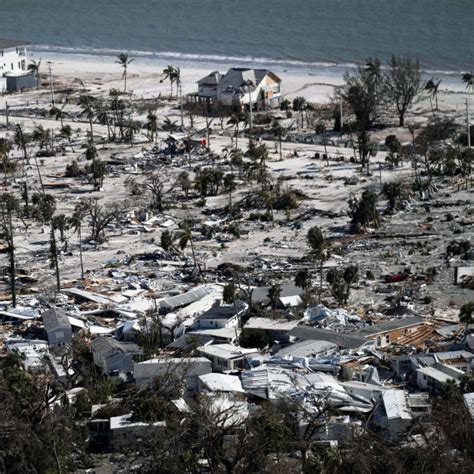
198, 344, 259, 360
275, 339, 337, 358
197, 71, 222, 86
159, 286, 213, 311
196, 300, 247, 320
279, 295, 303, 307
244, 317, 301, 332
356, 316, 426, 337
218, 68, 281, 94
251, 283, 304, 305
0, 39, 29, 49
198, 373, 245, 393
416, 363, 463, 383
188, 327, 240, 339
42, 307, 71, 333
382, 390, 412, 420
91, 337, 141, 357
289, 326, 366, 349
463, 392, 474, 420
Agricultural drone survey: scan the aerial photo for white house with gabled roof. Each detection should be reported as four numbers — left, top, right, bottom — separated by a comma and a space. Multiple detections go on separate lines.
189, 67, 282, 111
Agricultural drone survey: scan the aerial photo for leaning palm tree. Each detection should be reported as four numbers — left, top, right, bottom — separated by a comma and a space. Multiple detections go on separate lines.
462, 72, 473, 93
116, 52, 133, 92
27, 59, 41, 89
425, 78, 441, 112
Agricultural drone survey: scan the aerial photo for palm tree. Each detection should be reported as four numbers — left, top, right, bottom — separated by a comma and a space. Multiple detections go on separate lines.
267, 283, 282, 309
462, 72, 473, 92
223, 173, 236, 207
32, 125, 51, 153
162, 65, 178, 98
0, 139, 12, 186
60, 124, 75, 152
69, 205, 87, 279
227, 113, 245, 149
459, 302, 474, 334
177, 223, 198, 270
307, 226, 331, 303
425, 78, 441, 112
146, 111, 158, 142
14, 124, 30, 165
27, 59, 41, 89
116, 53, 133, 92
295, 269, 311, 299
49, 104, 67, 128
382, 181, 404, 212
315, 122, 329, 165
79, 95, 96, 142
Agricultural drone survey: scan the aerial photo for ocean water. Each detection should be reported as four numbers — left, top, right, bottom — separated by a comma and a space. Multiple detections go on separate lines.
0, 0, 472, 75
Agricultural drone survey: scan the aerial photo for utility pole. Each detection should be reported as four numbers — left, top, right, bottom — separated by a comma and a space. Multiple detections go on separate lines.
244, 80, 254, 147
179, 77, 184, 129
466, 98, 471, 148
339, 92, 344, 130
5, 101, 9, 128
47, 61, 55, 107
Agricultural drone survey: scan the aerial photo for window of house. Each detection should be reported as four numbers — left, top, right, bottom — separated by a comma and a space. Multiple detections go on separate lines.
11, 63, 14, 70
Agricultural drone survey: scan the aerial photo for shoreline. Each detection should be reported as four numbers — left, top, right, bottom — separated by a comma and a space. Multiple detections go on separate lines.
26, 50, 470, 107
29, 46, 469, 90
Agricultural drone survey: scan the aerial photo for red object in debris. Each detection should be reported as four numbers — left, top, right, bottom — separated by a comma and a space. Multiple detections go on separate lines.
384, 273, 410, 283
200, 138, 207, 145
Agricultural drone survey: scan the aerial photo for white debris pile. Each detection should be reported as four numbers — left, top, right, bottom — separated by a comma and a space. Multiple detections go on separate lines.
304, 304, 361, 327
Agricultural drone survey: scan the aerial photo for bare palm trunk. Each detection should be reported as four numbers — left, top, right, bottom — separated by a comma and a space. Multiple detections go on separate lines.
33, 155, 45, 194
8, 214, 16, 307
78, 224, 84, 279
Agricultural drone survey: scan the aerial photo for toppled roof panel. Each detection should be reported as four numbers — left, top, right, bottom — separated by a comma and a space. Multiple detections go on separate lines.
199, 373, 245, 393
159, 286, 213, 311
382, 390, 412, 420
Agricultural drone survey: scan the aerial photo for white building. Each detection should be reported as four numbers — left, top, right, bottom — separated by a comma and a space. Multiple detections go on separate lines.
197, 344, 260, 372
0, 39, 35, 93
0, 39, 28, 76
42, 307, 73, 347
189, 68, 282, 111
133, 357, 212, 391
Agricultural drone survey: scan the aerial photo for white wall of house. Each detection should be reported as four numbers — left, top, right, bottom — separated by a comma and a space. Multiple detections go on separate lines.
196, 315, 239, 330
0, 47, 27, 76
0, 77, 7, 93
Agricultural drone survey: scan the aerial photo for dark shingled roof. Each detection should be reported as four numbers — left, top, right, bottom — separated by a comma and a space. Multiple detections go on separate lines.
42, 307, 70, 332
289, 326, 366, 349
355, 316, 426, 337
91, 337, 141, 357
0, 39, 29, 49
197, 300, 247, 321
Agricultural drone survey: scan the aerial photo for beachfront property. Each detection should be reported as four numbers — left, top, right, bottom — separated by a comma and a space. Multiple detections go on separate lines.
0, 38, 36, 93
187, 67, 282, 112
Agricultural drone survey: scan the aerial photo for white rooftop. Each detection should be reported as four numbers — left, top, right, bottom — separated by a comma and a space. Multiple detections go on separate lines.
198, 344, 259, 360
244, 317, 300, 331
382, 390, 412, 420
199, 373, 245, 393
